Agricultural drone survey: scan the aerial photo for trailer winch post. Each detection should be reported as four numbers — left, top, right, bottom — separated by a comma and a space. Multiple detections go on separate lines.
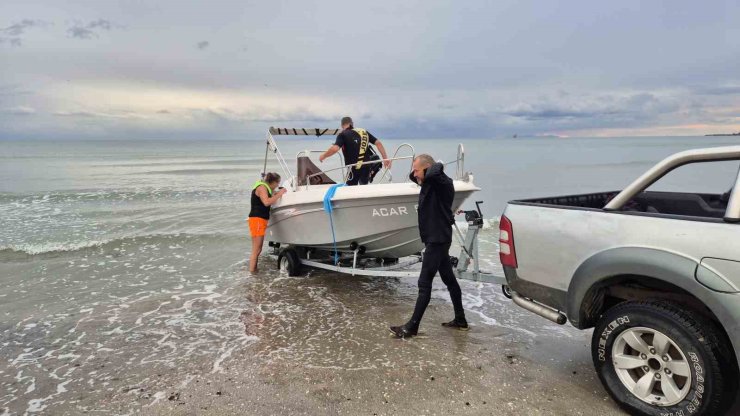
454, 202, 505, 285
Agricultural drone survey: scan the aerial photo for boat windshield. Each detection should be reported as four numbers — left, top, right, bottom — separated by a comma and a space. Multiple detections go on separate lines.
296, 156, 336, 186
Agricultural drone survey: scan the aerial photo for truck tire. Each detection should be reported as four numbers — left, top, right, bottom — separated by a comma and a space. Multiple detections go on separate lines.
591, 300, 734, 416
277, 248, 302, 276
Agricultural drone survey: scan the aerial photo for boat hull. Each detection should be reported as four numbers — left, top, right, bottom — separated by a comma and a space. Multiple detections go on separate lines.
266, 181, 478, 258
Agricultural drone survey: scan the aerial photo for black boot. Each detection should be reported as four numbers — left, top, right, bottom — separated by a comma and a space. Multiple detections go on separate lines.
389, 323, 418, 338
441, 318, 469, 331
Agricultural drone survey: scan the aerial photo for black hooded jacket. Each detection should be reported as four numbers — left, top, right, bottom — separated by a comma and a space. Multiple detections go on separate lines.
410, 162, 455, 244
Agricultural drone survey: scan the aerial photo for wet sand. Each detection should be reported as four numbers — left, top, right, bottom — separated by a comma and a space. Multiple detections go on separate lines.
2, 229, 625, 415
100, 266, 624, 415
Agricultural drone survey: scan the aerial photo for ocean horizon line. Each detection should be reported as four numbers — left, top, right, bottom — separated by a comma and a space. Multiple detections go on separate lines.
0, 134, 725, 142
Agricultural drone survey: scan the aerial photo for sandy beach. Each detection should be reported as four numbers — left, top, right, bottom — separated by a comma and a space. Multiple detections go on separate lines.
47, 265, 625, 415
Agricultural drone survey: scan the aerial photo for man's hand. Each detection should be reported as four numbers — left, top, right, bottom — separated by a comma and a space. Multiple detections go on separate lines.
318, 154, 325, 163
375, 140, 391, 170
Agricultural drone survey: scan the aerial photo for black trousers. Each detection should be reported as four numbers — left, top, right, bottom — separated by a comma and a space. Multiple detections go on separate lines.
407, 242, 466, 329
345, 166, 370, 186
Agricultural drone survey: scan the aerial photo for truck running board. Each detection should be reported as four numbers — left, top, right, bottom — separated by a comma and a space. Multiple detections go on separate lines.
511, 292, 567, 325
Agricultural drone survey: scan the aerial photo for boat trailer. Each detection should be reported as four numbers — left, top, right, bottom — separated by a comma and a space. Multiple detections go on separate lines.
269, 202, 507, 287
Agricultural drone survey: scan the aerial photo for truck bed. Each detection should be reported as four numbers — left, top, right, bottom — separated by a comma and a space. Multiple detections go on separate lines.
513, 190, 730, 219
513, 191, 616, 209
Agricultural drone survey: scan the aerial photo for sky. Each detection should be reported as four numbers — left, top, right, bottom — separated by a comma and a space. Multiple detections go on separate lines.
1, 0, 739, 140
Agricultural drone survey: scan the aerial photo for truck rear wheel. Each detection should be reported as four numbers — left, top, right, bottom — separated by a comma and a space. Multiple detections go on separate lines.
591, 300, 734, 416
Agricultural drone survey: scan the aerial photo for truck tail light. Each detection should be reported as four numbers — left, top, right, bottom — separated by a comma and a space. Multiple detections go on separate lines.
499, 215, 518, 268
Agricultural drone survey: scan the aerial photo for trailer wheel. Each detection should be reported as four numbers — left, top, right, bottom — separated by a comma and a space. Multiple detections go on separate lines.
591, 300, 734, 416
501, 285, 512, 299
277, 248, 302, 276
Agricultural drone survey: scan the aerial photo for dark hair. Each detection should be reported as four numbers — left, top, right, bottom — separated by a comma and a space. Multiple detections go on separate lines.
264, 172, 281, 184
341, 116, 353, 128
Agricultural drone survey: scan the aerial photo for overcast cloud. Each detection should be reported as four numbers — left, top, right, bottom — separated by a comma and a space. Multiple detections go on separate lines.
1, 0, 739, 139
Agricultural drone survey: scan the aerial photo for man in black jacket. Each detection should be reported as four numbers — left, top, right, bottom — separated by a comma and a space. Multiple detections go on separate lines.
390, 154, 467, 338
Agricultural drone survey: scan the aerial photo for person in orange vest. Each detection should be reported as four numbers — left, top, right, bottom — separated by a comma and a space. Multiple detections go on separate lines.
248, 172, 286, 273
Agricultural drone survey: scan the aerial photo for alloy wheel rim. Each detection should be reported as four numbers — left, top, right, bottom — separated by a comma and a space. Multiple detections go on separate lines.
612, 326, 692, 406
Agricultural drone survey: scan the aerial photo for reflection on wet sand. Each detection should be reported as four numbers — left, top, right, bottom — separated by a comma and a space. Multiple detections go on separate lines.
240, 258, 564, 374
242, 267, 420, 370
217, 254, 624, 415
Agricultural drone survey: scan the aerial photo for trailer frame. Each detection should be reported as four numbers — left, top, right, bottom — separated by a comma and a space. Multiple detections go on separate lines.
269, 202, 506, 286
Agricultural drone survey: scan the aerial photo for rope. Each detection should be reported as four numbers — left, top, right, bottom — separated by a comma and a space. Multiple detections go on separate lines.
323, 184, 346, 264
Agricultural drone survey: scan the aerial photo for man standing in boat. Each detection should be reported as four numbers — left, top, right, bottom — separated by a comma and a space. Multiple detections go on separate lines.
318, 116, 391, 186
390, 154, 468, 338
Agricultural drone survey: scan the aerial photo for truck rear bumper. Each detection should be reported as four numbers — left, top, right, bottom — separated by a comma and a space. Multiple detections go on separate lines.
504, 266, 568, 315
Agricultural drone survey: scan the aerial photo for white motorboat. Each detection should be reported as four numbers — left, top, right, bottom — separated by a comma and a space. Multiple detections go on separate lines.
261, 127, 480, 260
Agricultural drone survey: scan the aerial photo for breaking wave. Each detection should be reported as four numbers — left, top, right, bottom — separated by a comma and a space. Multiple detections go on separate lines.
96, 157, 264, 168
138, 167, 257, 175
0, 189, 243, 206
0, 232, 241, 257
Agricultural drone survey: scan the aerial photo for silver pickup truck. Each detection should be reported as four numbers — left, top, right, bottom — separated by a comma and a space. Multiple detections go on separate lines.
500, 146, 740, 416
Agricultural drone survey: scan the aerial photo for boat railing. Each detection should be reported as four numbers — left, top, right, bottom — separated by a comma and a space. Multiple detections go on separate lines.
449, 143, 465, 180
304, 155, 416, 187
376, 143, 415, 183
262, 128, 466, 189
395, 143, 465, 181
301, 142, 415, 187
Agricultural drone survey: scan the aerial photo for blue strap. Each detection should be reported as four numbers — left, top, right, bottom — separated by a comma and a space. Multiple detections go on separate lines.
323, 184, 345, 264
